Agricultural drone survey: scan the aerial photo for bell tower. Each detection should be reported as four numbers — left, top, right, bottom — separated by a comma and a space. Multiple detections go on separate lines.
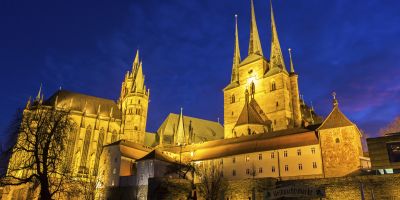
119, 50, 149, 144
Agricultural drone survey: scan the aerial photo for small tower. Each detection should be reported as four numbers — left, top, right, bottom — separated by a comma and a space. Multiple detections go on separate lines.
288, 48, 302, 127
118, 50, 150, 144
174, 108, 186, 145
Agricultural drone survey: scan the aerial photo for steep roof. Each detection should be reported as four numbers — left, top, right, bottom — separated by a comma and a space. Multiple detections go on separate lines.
136, 149, 176, 163
318, 105, 354, 130
163, 126, 319, 161
43, 89, 122, 119
235, 98, 270, 127
157, 113, 224, 144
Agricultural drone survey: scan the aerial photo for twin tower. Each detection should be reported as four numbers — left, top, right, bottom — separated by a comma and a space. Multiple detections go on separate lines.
223, 0, 306, 138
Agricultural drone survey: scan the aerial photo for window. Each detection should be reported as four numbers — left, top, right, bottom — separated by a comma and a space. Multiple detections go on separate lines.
232, 157, 236, 163
231, 94, 235, 103
297, 149, 301, 156
250, 82, 255, 96
284, 151, 288, 157
79, 125, 92, 174
274, 120, 277, 125
138, 100, 141, 104
271, 152, 275, 159
271, 81, 276, 91
231, 111, 234, 116
134, 126, 138, 131
285, 165, 289, 171
246, 168, 250, 175
245, 155, 250, 162
113, 168, 117, 174
298, 164, 303, 170
258, 154, 262, 160
232, 169, 236, 176
276, 101, 279, 107
258, 167, 263, 173
335, 138, 340, 143
272, 166, 276, 172
311, 148, 316, 154
313, 162, 317, 169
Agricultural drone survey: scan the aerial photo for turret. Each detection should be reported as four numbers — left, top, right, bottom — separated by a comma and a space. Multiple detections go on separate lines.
288, 48, 302, 127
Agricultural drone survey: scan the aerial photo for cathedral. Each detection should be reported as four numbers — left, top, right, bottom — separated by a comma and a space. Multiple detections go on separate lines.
3, 1, 371, 200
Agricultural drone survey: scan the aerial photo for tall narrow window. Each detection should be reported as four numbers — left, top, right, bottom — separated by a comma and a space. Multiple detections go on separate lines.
93, 128, 105, 176
245, 155, 250, 162
285, 165, 289, 171
258, 154, 262, 160
271, 152, 275, 159
111, 130, 118, 143
232, 169, 236, 176
232, 157, 236, 163
250, 82, 255, 96
271, 81, 276, 91
284, 150, 288, 157
79, 125, 92, 174
258, 167, 263, 173
231, 94, 235, 103
298, 164, 303, 170
313, 162, 317, 169
65, 126, 78, 170
246, 168, 250, 175
297, 149, 301, 156
272, 166, 276, 172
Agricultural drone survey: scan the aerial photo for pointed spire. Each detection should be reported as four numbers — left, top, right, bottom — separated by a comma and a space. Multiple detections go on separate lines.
132, 49, 140, 71
36, 83, 42, 101
270, 0, 286, 71
231, 14, 241, 83
26, 96, 31, 109
288, 48, 295, 73
248, 0, 263, 56
176, 107, 186, 145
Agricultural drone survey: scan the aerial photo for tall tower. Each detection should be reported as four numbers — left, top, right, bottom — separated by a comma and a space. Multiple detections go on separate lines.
224, 0, 302, 138
119, 50, 149, 144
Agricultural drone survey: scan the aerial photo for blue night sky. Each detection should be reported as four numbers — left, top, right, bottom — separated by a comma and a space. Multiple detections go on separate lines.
1, 0, 399, 145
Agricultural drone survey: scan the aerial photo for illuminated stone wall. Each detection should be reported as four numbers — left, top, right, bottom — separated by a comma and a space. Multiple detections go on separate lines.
319, 125, 363, 177
224, 57, 298, 138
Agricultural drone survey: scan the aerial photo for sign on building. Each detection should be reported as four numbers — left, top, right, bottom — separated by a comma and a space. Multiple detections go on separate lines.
264, 186, 325, 199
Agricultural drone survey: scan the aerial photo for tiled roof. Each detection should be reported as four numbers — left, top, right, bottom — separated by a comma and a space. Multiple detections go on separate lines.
235, 98, 271, 126
318, 106, 354, 130
43, 90, 122, 119
157, 113, 224, 145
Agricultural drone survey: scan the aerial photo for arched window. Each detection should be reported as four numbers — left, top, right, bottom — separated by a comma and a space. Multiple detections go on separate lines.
134, 126, 138, 131
79, 125, 92, 174
335, 138, 340, 143
93, 128, 105, 176
65, 126, 78, 169
231, 94, 235, 103
250, 82, 255, 96
271, 81, 276, 91
111, 130, 118, 143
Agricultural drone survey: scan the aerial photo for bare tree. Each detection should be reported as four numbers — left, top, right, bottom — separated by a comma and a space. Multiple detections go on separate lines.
380, 116, 400, 135
195, 160, 227, 200
0, 105, 75, 199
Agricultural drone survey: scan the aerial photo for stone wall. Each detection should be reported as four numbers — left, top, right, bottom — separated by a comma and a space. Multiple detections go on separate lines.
147, 174, 400, 200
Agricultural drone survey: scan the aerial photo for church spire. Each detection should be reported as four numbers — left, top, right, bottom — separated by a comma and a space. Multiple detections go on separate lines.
231, 14, 241, 83
175, 107, 186, 145
132, 49, 140, 71
248, 0, 263, 56
288, 48, 295, 73
269, 0, 286, 71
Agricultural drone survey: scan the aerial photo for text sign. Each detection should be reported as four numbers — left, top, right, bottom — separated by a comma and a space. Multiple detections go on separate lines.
264, 186, 325, 199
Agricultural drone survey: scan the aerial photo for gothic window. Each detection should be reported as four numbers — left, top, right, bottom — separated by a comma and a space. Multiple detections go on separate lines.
111, 130, 118, 143
93, 128, 105, 176
250, 82, 255, 96
65, 126, 78, 170
231, 94, 235, 103
271, 81, 276, 91
79, 125, 92, 174
276, 101, 279, 107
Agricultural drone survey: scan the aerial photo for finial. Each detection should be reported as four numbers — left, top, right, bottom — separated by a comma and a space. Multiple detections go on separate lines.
26, 96, 32, 109
310, 101, 314, 111
288, 48, 295, 73
332, 92, 338, 107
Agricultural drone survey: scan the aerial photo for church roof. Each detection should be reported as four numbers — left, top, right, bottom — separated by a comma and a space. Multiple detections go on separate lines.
103, 140, 152, 160
317, 105, 354, 130
43, 89, 122, 119
235, 98, 270, 127
163, 126, 319, 161
157, 113, 224, 145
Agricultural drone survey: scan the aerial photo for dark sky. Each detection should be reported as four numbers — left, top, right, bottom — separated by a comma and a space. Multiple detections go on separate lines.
1, 0, 399, 145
